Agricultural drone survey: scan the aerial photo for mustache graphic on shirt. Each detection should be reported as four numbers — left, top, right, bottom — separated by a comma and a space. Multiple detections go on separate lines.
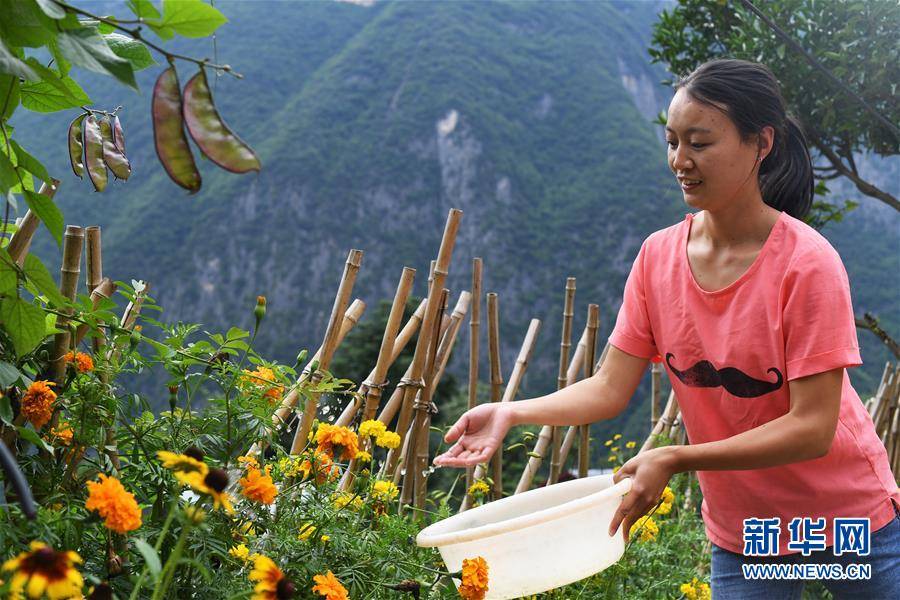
665, 353, 784, 398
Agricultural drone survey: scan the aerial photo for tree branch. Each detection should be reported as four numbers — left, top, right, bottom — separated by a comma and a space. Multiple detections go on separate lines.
856, 312, 900, 360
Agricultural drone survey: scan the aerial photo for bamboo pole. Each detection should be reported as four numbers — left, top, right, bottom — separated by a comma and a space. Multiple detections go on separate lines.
7, 179, 60, 265
557, 342, 610, 477
84, 227, 105, 356
549, 277, 576, 485
578, 304, 599, 478
73, 278, 116, 347
247, 299, 366, 459
487, 294, 504, 502
465, 258, 482, 499
517, 326, 587, 494
382, 208, 463, 479
650, 359, 663, 430
290, 249, 364, 455
639, 390, 680, 454
334, 294, 425, 428
50, 226, 85, 386
460, 317, 541, 512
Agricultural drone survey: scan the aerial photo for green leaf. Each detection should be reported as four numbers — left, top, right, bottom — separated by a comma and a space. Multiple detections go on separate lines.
8, 140, 50, 184
56, 28, 138, 90
226, 326, 249, 341
98, 17, 117, 35
0, 0, 56, 48
0, 361, 20, 388
20, 57, 91, 113
104, 33, 157, 72
133, 538, 162, 576
0, 74, 20, 120
128, 0, 161, 20
1, 296, 47, 357
0, 151, 19, 195
16, 425, 53, 452
0, 394, 12, 425
48, 38, 72, 77
0, 38, 38, 80
23, 190, 63, 248
34, 0, 67, 20
23, 254, 67, 308
0, 248, 18, 295
156, 0, 227, 38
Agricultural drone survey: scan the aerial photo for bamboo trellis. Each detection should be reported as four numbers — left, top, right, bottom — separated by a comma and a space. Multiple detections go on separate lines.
865, 362, 900, 474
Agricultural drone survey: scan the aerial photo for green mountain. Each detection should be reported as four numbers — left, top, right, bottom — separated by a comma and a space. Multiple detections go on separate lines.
10, 0, 898, 451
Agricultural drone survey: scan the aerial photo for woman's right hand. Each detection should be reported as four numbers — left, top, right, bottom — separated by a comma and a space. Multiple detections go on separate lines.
432, 402, 516, 468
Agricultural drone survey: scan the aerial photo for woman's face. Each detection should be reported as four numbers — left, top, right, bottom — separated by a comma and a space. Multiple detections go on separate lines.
665, 88, 773, 211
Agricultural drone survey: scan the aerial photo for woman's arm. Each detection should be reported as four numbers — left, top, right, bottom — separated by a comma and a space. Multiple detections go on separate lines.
509, 344, 650, 427
664, 367, 843, 471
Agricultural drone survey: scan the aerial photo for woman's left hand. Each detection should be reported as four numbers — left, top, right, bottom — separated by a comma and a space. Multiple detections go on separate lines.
608, 446, 680, 541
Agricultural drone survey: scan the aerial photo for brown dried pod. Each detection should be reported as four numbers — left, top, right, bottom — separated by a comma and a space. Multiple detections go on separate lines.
99, 117, 131, 180
152, 66, 201, 193
83, 115, 108, 192
67, 113, 86, 178
183, 68, 261, 174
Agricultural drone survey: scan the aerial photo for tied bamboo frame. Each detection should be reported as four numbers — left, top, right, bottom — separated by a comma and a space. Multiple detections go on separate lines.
7, 179, 60, 266
578, 304, 600, 478
460, 316, 541, 512
50, 226, 85, 387
549, 277, 576, 485
383, 209, 463, 480
487, 293, 504, 502
556, 342, 610, 476
290, 249, 364, 455
465, 258, 482, 498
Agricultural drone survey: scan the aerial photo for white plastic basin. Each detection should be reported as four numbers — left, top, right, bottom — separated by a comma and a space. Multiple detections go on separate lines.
416, 474, 633, 599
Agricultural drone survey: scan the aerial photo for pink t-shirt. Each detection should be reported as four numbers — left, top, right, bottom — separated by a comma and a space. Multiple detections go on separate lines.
608, 209, 900, 555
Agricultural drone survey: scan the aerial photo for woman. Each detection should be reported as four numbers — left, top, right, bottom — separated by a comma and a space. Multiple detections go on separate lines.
433, 59, 900, 598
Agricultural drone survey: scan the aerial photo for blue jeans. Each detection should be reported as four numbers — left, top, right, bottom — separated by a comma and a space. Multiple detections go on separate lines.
711, 501, 900, 599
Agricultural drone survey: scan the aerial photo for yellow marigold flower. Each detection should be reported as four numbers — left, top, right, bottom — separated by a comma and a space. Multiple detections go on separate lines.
297, 522, 317, 541
320, 535, 330, 543
157, 449, 209, 488
315, 423, 359, 461
358, 419, 387, 439
607, 455, 617, 462
656, 501, 673, 516
1, 541, 83, 600
240, 464, 278, 505
371, 480, 399, 502
612, 466, 621, 473
604, 440, 613, 447
625, 441, 636, 449
467, 480, 491, 498
248, 554, 294, 600
613, 434, 622, 440
48, 423, 74, 446
355, 450, 372, 463
629, 515, 659, 543
331, 492, 364, 511
661, 485, 675, 505
238, 455, 259, 469
374, 430, 400, 449
85, 474, 142, 534
63, 351, 94, 373
457, 556, 489, 600
312, 570, 349, 600
698, 581, 711, 600
228, 543, 250, 563
275, 456, 303, 479
680, 577, 709, 600
611, 446, 619, 452
20, 381, 57, 429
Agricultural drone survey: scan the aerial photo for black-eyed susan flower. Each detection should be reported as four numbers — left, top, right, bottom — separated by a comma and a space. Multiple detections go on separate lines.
1, 541, 83, 599
157, 449, 208, 487
457, 556, 489, 600
85, 474, 142, 534
20, 381, 57, 429
181, 467, 235, 514
248, 554, 295, 599
311, 571, 349, 600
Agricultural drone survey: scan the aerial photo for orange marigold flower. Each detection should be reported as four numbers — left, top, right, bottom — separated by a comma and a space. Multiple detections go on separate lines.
457, 556, 489, 600
64, 351, 94, 373
298, 449, 335, 484
48, 423, 74, 446
315, 423, 359, 461
239, 366, 284, 404
240, 464, 278, 505
20, 380, 57, 429
1, 541, 83, 600
312, 570, 349, 600
85, 474, 142, 534
248, 554, 295, 600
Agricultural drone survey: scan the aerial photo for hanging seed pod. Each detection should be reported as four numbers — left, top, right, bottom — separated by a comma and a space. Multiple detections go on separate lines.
67, 113, 86, 178
111, 114, 126, 154
183, 68, 261, 174
83, 115, 108, 192
152, 66, 201, 193
99, 117, 131, 180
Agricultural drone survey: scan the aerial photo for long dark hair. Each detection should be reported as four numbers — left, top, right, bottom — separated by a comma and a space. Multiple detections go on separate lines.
675, 59, 814, 219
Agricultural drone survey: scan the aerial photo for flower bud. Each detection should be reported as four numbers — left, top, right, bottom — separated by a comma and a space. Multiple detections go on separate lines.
254, 295, 266, 325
